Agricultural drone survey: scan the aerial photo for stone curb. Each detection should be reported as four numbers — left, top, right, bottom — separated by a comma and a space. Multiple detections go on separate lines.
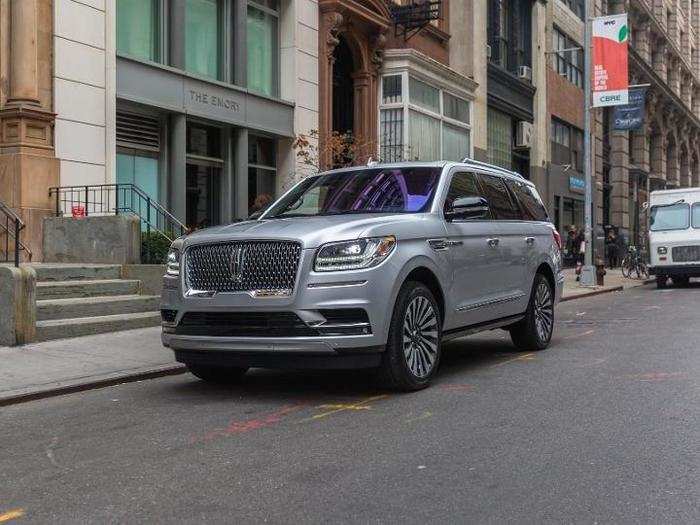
560, 285, 624, 302
0, 363, 186, 408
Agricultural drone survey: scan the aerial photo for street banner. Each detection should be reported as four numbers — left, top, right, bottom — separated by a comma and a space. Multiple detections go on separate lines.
612, 87, 647, 130
592, 14, 629, 107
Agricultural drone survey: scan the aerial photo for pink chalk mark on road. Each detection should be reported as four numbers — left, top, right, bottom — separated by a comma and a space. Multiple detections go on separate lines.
624, 372, 688, 382
194, 403, 308, 443
439, 384, 476, 392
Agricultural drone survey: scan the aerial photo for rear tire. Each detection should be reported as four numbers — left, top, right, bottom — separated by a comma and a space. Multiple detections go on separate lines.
378, 281, 442, 391
656, 276, 668, 289
510, 274, 554, 351
672, 276, 690, 287
187, 364, 248, 384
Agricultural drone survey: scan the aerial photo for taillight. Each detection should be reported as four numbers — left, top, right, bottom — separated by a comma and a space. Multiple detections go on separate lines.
551, 228, 562, 250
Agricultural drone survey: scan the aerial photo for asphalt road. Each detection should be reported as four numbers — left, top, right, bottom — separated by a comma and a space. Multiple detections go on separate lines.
1, 283, 699, 524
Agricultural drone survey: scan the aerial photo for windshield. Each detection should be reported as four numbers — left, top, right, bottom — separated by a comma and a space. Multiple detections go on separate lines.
263, 167, 442, 218
650, 203, 689, 231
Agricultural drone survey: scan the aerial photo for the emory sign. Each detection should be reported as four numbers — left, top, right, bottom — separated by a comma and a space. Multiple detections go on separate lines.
188, 89, 241, 113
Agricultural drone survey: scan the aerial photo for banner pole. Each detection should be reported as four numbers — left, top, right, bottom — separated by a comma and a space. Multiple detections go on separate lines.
581, 0, 596, 286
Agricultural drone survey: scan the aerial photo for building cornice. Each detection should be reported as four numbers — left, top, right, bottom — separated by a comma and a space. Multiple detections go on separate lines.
382, 48, 479, 99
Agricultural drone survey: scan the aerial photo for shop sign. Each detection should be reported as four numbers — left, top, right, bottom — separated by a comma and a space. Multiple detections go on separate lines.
592, 14, 629, 107
569, 176, 586, 194
187, 89, 241, 114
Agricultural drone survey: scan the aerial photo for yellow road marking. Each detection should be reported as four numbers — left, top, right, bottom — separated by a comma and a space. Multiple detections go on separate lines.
491, 353, 535, 367
405, 410, 433, 423
0, 509, 25, 523
561, 329, 596, 341
303, 394, 389, 421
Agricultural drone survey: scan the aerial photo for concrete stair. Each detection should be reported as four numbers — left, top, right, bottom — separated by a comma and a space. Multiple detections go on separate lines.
32, 264, 161, 342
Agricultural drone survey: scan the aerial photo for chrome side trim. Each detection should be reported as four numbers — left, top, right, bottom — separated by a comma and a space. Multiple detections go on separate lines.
307, 280, 368, 289
443, 314, 525, 342
456, 292, 527, 312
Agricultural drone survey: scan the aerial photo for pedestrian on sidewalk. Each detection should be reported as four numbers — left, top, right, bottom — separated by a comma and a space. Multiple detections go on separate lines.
575, 230, 586, 281
565, 227, 579, 268
606, 229, 619, 268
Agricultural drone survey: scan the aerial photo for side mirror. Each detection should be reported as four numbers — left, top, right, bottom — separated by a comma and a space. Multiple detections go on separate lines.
445, 196, 490, 221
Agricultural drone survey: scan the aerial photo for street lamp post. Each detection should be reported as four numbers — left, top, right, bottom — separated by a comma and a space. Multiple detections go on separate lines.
580, 0, 596, 286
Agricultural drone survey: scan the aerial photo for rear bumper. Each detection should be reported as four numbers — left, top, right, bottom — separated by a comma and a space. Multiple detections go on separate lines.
649, 265, 700, 277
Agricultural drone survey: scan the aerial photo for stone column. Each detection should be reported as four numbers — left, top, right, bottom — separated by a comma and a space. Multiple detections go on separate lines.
233, 0, 247, 87
318, 10, 343, 169
610, 130, 630, 233
635, 21, 652, 65
233, 128, 249, 219
652, 41, 667, 82
7, 0, 40, 105
631, 125, 650, 173
168, 114, 187, 225
650, 131, 666, 183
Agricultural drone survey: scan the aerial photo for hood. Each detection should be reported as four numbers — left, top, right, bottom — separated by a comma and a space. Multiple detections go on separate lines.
182, 214, 431, 249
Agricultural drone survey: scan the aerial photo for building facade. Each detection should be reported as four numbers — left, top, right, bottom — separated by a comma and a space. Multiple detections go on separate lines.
3, 0, 700, 262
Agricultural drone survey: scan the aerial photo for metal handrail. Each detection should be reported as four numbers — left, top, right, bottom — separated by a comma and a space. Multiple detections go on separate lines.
0, 200, 32, 266
48, 184, 188, 263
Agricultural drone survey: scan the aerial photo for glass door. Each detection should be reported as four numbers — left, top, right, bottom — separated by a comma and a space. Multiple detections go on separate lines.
186, 122, 223, 230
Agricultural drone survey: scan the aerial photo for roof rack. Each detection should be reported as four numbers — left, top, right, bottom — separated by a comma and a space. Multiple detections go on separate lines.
460, 157, 525, 179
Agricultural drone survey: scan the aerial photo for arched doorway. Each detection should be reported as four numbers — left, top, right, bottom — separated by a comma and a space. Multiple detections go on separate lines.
332, 36, 355, 137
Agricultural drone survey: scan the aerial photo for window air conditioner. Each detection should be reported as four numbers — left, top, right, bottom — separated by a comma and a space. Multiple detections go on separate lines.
516, 121, 534, 149
518, 66, 533, 82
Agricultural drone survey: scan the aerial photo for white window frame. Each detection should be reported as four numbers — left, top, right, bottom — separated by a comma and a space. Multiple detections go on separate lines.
379, 71, 473, 162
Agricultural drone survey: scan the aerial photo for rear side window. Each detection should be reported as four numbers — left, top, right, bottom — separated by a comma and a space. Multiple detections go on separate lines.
444, 172, 488, 215
475, 173, 520, 220
505, 179, 549, 221
693, 203, 700, 229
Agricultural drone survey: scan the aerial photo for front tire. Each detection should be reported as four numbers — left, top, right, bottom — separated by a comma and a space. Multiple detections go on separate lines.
378, 281, 442, 391
656, 275, 668, 289
186, 364, 248, 384
510, 274, 554, 351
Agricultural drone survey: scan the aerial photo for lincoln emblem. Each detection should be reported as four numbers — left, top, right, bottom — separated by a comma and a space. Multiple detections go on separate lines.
230, 246, 246, 282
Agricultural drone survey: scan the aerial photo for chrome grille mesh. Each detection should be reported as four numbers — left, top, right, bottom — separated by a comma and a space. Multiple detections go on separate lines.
185, 241, 302, 295
672, 245, 700, 263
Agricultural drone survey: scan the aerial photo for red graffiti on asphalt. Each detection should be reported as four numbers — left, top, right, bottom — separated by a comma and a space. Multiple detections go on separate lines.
195, 403, 307, 443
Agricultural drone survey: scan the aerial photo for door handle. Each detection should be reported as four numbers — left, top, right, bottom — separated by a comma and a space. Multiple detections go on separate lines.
487, 238, 500, 248
525, 237, 536, 246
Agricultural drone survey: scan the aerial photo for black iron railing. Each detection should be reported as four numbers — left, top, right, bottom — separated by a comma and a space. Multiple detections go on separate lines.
0, 199, 32, 267
48, 184, 187, 264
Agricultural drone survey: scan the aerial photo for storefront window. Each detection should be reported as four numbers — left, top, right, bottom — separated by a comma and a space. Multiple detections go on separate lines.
247, 0, 279, 96
117, 0, 158, 61
186, 122, 223, 229
248, 136, 277, 215
116, 152, 159, 205
185, 0, 221, 79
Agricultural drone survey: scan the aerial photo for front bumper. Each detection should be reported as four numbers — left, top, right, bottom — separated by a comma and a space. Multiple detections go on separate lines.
648, 264, 700, 277
160, 248, 400, 365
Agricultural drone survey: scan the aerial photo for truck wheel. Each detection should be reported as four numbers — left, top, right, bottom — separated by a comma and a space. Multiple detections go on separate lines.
378, 281, 442, 391
510, 273, 554, 351
186, 364, 248, 384
656, 276, 667, 289
672, 276, 690, 287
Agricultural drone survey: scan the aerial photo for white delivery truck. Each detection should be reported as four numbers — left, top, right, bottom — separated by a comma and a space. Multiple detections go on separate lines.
648, 187, 700, 288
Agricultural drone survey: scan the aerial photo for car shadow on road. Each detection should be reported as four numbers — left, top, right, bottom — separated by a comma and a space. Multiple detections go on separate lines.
162, 334, 520, 401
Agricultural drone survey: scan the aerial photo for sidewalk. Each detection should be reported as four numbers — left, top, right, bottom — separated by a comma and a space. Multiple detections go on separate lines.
0, 269, 652, 406
560, 267, 652, 301
0, 327, 183, 406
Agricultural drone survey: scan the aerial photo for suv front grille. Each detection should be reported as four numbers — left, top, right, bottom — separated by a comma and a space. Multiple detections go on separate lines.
672, 245, 700, 263
175, 312, 317, 337
185, 241, 302, 296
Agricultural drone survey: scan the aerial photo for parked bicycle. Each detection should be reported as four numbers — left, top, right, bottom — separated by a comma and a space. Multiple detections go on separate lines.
621, 245, 649, 279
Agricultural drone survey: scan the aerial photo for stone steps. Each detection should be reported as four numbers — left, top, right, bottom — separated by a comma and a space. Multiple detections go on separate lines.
36, 279, 141, 300
35, 312, 162, 342
36, 294, 160, 321
27, 263, 162, 342
31, 264, 122, 282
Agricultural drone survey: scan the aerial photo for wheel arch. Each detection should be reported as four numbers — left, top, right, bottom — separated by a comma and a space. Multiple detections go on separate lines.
403, 266, 446, 323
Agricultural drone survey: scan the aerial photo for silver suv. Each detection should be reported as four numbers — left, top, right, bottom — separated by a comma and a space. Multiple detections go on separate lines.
161, 161, 564, 390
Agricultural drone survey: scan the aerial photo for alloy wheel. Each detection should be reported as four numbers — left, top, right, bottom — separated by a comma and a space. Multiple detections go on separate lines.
534, 281, 554, 342
402, 296, 439, 378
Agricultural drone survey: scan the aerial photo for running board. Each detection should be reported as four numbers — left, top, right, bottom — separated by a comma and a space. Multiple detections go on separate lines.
442, 314, 525, 342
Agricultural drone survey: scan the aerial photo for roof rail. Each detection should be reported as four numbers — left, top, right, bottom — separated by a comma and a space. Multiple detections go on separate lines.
459, 157, 525, 179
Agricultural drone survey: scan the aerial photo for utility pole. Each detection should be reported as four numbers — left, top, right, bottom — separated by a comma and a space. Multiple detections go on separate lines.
580, 0, 596, 286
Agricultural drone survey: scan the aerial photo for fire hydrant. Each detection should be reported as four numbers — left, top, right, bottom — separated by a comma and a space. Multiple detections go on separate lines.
595, 257, 606, 286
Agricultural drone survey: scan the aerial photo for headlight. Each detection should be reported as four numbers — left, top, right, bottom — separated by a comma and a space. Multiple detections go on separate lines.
657, 246, 668, 255
314, 236, 396, 272
166, 248, 180, 276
